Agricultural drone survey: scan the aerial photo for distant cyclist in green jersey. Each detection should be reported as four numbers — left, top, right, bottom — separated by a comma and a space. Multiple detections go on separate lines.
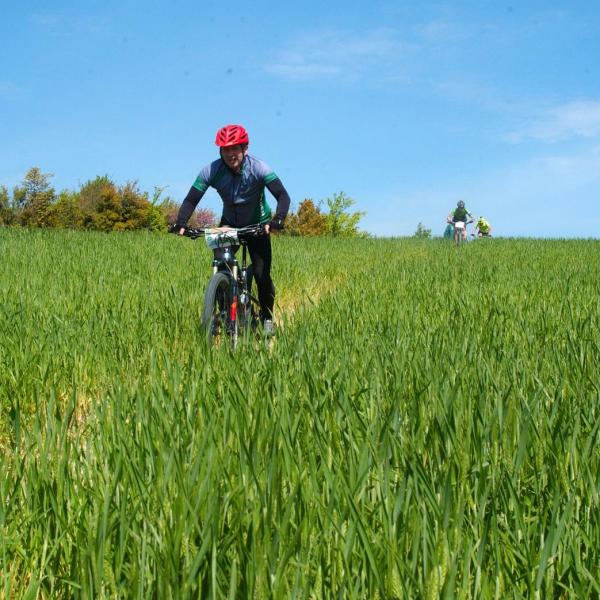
447, 200, 473, 225
447, 200, 473, 243
475, 216, 492, 237
176, 124, 290, 336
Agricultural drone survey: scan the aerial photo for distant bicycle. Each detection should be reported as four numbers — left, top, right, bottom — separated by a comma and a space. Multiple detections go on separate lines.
182, 224, 264, 347
451, 220, 472, 245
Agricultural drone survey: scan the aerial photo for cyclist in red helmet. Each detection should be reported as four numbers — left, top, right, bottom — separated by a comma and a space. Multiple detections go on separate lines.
176, 124, 291, 335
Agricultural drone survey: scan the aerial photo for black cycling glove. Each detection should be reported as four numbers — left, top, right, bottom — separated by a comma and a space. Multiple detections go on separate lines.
269, 218, 284, 230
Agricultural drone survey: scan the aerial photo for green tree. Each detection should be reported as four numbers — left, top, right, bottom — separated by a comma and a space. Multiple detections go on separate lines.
92, 185, 123, 231
324, 191, 365, 237
285, 199, 328, 236
413, 222, 432, 239
120, 181, 150, 230
0, 185, 15, 225
147, 204, 167, 232
13, 167, 56, 227
76, 178, 150, 232
50, 190, 85, 229
78, 176, 115, 227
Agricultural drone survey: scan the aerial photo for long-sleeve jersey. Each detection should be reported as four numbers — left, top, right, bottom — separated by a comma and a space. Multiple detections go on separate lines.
176, 154, 291, 228
476, 218, 491, 233
448, 207, 473, 223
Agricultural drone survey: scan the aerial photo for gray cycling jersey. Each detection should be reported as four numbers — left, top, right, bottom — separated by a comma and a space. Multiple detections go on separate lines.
192, 154, 278, 226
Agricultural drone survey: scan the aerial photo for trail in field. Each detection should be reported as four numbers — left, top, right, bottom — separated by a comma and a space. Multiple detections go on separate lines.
274, 271, 349, 330
271, 241, 439, 330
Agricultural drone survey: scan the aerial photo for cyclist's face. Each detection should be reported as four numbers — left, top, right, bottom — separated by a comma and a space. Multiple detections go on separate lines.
221, 145, 245, 171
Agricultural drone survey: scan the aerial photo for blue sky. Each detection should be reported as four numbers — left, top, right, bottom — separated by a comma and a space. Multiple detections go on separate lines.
2, 1, 600, 237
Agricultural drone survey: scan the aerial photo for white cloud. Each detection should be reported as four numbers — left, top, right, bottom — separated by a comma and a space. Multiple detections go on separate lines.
30, 12, 108, 35
434, 78, 515, 112
266, 63, 342, 80
475, 147, 600, 203
367, 144, 600, 237
30, 13, 62, 28
506, 100, 600, 143
446, 146, 600, 235
414, 18, 472, 43
264, 28, 410, 81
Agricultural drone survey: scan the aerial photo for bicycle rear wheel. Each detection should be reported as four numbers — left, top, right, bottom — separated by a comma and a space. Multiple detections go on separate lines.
201, 272, 235, 344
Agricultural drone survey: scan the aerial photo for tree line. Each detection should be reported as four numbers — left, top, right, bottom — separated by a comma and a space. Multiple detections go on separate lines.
0, 167, 215, 231
0, 167, 366, 236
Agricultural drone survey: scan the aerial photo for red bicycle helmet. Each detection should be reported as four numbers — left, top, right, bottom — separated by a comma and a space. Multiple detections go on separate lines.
215, 124, 249, 147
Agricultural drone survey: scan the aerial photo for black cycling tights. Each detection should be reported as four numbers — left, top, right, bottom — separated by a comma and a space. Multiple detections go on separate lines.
214, 233, 275, 320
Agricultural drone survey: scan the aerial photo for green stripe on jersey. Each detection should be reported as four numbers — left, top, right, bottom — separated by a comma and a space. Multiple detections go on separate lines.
192, 176, 208, 193
254, 190, 273, 224
264, 172, 278, 184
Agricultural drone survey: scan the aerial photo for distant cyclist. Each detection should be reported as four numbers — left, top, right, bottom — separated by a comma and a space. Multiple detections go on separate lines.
175, 124, 290, 335
447, 200, 473, 243
475, 216, 492, 237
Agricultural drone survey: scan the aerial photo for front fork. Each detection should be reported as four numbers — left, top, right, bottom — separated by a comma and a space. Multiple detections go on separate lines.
230, 264, 238, 324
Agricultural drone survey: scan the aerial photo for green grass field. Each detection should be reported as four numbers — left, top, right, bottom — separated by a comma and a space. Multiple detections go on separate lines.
1, 229, 599, 598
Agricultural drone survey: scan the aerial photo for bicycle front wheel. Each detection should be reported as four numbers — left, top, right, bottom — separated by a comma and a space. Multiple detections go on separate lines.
201, 272, 234, 344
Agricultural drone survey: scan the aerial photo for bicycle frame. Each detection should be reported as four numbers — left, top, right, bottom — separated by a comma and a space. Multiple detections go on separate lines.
211, 242, 256, 328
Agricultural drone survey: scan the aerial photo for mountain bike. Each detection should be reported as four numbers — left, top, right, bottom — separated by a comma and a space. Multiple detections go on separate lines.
182, 224, 264, 347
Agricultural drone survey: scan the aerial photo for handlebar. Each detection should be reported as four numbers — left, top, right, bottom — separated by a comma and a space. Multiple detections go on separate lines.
176, 223, 266, 240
